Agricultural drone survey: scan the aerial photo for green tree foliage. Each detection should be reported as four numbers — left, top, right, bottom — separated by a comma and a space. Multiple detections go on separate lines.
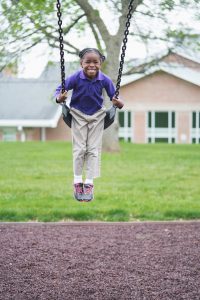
0, 0, 199, 73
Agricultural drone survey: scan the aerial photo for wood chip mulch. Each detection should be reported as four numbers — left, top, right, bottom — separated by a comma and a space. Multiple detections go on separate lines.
0, 222, 200, 300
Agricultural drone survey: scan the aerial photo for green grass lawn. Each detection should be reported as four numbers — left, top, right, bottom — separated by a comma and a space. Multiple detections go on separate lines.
0, 141, 200, 222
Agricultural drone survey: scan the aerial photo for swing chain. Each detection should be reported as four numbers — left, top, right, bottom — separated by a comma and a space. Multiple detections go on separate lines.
115, 0, 134, 98
56, 0, 65, 93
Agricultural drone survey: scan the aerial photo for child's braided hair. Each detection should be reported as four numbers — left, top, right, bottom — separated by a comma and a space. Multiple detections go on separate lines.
79, 48, 106, 62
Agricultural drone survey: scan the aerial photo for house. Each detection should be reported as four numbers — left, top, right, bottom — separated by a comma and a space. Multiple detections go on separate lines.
119, 51, 200, 144
0, 51, 200, 143
0, 63, 74, 142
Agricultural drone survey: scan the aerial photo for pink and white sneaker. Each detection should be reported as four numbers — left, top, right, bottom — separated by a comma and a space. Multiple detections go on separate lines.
73, 183, 84, 201
83, 184, 94, 202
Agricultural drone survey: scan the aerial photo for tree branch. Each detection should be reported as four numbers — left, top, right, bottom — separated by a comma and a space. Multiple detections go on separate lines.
63, 13, 86, 35
75, 0, 111, 45
26, 14, 80, 55
87, 21, 103, 52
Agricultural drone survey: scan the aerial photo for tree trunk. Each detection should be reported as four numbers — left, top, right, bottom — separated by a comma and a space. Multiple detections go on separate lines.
102, 44, 122, 151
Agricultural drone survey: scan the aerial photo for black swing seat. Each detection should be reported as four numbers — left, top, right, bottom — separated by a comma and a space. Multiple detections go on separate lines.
104, 105, 117, 129
62, 103, 72, 128
61, 103, 116, 130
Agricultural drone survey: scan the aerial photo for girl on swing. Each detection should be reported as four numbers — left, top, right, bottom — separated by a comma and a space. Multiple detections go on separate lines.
55, 48, 124, 202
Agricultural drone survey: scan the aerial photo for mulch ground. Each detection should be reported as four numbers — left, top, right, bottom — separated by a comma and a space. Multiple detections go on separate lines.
0, 222, 200, 300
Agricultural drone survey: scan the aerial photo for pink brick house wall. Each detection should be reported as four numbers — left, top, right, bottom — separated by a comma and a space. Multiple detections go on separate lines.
46, 118, 71, 141
119, 71, 200, 144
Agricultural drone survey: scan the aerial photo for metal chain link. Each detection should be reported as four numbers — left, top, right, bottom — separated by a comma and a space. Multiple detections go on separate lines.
56, 0, 65, 93
115, 0, 134, 98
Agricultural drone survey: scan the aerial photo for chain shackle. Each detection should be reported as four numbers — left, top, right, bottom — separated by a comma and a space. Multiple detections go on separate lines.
56, 0, 65, 93
115, 0, 134, 98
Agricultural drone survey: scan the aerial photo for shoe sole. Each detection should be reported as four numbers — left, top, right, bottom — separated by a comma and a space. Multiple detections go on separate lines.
80, 197, 93, 202
74, 196, 93, 202
73, 194, 94, 202
74, 194, 83, 202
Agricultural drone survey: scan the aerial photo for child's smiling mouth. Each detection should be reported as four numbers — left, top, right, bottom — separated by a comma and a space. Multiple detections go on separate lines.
87, 69, 97, 74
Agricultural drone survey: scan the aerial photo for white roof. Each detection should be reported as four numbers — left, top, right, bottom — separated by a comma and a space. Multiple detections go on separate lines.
121, 62, 200, 87
176, 49, 200, 65
0, 77, 61, 127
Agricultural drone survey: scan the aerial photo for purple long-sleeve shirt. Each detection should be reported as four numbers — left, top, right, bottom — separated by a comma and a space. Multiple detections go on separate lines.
55, 70, 116, 115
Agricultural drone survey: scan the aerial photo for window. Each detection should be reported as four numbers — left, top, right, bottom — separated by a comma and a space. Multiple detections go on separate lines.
2, 128, 17, 141
118, 111, 132, 142
147, 111, 176, 143
155, 112, 168, 128
191, 112, 200, 144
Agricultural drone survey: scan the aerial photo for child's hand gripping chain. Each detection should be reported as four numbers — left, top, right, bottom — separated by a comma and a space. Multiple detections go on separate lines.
56, 91, 68, 103
112, 97, 124, 109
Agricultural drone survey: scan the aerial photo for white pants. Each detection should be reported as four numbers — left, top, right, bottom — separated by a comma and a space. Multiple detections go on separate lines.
70, 107, 106, 179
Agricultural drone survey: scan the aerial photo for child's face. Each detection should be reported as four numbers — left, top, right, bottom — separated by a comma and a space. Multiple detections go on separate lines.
80, 52, 102, 79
